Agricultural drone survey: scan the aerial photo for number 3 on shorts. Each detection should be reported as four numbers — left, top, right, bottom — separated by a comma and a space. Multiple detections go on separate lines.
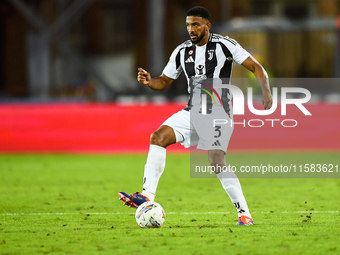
214, 126, 221, 138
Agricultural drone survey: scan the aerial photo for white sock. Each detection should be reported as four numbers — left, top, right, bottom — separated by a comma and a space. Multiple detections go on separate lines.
141, 145, 166, 202
216, 169, 251, 218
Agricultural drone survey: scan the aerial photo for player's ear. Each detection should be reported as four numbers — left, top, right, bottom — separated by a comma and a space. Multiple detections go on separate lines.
206, 22, 211, 31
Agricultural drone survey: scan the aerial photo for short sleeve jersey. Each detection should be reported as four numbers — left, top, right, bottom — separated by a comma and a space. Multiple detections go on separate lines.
162, 33, 250, 114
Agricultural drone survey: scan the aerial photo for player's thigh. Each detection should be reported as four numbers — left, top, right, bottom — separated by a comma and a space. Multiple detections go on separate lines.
161, 109, 194, 148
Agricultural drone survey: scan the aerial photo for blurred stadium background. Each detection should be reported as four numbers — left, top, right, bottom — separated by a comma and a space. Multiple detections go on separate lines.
0, 0, 340, 153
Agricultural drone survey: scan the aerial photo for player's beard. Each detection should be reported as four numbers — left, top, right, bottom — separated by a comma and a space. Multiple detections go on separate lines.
190, 29, 206, 44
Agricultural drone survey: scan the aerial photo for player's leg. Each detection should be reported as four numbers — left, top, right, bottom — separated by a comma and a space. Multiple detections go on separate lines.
118, 125, 176, 207
119, 109, 190, 208
208, 150, 253, 225
141, 125, 177, 201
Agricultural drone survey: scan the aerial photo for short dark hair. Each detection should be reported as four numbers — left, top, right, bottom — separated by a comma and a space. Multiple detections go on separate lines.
186, 6, 211, 22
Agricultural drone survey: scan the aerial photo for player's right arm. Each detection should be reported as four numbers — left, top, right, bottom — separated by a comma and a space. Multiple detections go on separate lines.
137, 67, 175, 91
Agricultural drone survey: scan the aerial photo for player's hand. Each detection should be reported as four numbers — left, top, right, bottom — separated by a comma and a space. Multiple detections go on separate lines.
137, 68, 151, 86
262, 91, 273, 110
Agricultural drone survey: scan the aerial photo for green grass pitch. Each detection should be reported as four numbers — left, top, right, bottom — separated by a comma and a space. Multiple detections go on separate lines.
0, 153, 339, 255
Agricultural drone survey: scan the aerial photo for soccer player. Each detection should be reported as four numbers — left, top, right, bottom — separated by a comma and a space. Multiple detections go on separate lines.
119, 6, 273, 225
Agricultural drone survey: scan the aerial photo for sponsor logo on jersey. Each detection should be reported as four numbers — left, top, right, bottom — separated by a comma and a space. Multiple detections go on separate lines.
195, 65, 205, 75
197, 83, 223, 106
208, 49, 214, 61
188, 50, 194, 55
192, 75, 207, 86
185, 56, 194, 63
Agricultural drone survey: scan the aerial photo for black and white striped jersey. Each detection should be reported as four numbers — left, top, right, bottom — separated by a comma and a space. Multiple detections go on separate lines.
163, 33, 250, 114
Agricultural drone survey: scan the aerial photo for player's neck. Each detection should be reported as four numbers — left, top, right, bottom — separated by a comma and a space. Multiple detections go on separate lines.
195, 32, 210, 47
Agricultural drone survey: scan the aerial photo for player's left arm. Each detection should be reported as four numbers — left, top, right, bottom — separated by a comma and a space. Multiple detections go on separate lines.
242, 56, 273, 109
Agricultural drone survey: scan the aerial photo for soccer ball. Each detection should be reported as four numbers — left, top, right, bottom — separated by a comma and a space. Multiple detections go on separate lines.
135, 201, 166, 228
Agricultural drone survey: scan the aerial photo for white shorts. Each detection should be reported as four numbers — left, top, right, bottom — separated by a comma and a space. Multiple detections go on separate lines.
161, 109, 234, 153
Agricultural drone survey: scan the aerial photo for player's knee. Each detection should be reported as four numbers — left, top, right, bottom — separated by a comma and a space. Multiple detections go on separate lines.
208, 151, 225, 168
150, 131, 168, 148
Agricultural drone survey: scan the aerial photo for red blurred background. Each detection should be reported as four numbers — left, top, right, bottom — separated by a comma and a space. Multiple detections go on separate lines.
1, 102, 339, 153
